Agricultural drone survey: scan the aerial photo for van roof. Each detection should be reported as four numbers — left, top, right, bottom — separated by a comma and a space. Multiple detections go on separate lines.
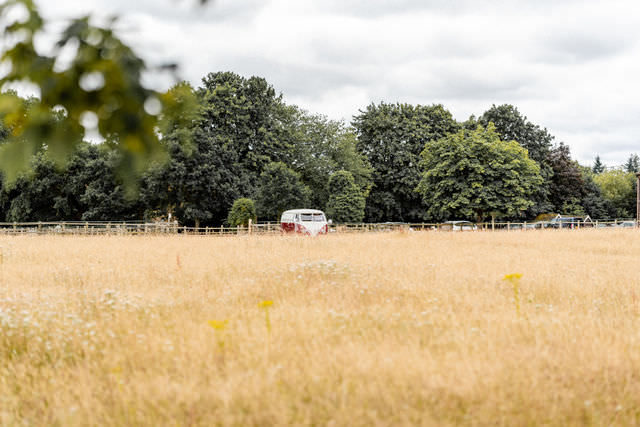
281, 209, 325, 215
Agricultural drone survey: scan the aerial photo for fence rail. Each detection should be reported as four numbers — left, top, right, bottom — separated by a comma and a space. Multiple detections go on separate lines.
0, 219, 636, 236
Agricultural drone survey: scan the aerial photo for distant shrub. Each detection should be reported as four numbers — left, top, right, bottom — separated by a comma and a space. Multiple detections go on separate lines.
227, 198, 257, 227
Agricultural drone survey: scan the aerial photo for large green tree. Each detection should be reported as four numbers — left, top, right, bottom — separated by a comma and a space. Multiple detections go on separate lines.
478, 104, 554, 216
353, 102, 459, 222
416, 124, 542, 222
144, 75, 295, 227
198, 72, 293, 190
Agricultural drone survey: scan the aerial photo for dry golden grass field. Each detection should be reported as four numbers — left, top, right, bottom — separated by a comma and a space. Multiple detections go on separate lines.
1, 230, 640, 426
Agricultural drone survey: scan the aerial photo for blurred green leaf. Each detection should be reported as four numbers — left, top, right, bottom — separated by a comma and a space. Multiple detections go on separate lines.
0, 0, 194, 187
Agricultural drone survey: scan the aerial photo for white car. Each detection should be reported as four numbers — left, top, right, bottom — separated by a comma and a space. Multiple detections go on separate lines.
280, 209, 330, 236
443, 221, 478, 231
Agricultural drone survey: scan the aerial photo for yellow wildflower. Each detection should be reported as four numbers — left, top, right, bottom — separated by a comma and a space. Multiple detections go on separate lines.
207, 320, 229, 330
258, 300, 274, 308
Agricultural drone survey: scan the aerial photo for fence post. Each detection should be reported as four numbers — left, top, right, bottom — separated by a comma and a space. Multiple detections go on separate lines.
507, 222, 511, 232
248, 219, 253, 235
38, 221, 42, 234
523, 221, 526, 231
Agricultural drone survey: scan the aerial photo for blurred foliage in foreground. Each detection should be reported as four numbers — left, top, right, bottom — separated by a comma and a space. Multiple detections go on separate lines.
0, 0, 197, 184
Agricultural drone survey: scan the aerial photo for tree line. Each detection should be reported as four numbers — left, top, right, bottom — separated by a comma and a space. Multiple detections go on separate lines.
0, 71, 637, 225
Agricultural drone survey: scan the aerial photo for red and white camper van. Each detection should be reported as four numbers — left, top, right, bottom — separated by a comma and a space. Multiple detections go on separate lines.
280, 209, 330, 236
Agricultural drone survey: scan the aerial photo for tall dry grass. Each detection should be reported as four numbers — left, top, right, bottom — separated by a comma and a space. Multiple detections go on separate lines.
1, 230, 640, 425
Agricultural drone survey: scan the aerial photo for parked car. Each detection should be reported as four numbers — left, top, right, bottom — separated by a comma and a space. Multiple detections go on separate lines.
441, 220, 478, 231
280, 209, 330, 236
596, 222, 615, 228
548, 217, 581, 229
616, 221, 636, 228
546, 215, 594, 229
525, 222, 546, 229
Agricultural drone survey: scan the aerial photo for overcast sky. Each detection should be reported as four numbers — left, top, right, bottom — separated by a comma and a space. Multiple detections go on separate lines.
33, 0, 640, 166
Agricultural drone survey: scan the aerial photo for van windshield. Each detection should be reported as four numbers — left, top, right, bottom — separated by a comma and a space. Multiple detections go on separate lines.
301, 213, 325, 222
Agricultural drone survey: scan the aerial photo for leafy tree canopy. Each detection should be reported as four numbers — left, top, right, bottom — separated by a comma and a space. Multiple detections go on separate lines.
198, 71, 292, 186
479, 104, 554, 164
479, 104, 554, 216
353, 102, 459, 222
142, 84, 243, 227
417, 124, 543, 222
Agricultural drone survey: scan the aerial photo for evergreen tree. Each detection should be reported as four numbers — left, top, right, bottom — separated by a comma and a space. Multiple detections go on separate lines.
592, 155, 605, 174
624, 154, 639, 173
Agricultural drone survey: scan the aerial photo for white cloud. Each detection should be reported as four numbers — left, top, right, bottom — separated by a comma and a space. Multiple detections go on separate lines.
29, 0, 640, 166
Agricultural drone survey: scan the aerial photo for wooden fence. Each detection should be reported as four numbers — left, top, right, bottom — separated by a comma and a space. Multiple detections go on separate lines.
0, 219, 635, 236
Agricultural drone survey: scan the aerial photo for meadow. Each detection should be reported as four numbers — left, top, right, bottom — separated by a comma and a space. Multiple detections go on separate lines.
1, 230, 640, 426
